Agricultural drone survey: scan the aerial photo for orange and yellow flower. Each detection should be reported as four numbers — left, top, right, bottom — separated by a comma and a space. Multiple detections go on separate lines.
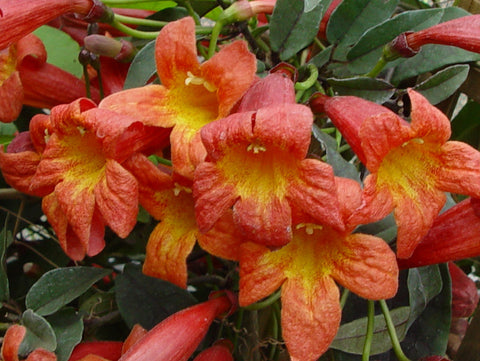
99, 16, 256, 179
0, 98, 169, 260
194, 101, 343, 248
239, 178, 398, 361
139, 170, 242, 288
317, 89, 480, 258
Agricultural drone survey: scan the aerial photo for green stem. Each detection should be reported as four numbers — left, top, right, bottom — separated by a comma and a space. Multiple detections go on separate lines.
379, 300, 411, 361
362, 301, 375, 361
102, 0, 169, 5
114, 13, 168, 27
83, 64, 92, 99
365, 55, 388, 78
269, 301, 281, 361
295, 64, 319, 91
110, 18, 160, 39
340, 288, 350, 309
244, 290, 281, 311
233, 308, 244, 352
207, 20, 224, 59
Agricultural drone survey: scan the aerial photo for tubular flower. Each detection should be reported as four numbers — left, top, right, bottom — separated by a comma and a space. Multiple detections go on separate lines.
317, 89, 480, 258
0, 33, 98, 123
192, 340, 234, 361
1, 324, 57, 361
0, 0, 111, 50
384, 14, 480, 60
118, 291, 236, 361
69, 342, 123, 361
193, 102, 344, 248
398, 198, 480, 268
0, 98, 169, 260
99, 16, 256, 179
139, 170, 242, 288
239, 178, 398, 361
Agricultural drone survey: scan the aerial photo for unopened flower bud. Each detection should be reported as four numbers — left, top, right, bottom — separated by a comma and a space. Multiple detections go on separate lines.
220, 0, 276, 24
76, 0, 114, 23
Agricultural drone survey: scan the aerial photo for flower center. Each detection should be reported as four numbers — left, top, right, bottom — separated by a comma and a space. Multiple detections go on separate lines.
0, 46, 18, 85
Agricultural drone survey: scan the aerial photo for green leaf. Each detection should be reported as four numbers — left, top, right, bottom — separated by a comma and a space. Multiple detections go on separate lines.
347, 8, 444, 61
26, 267, 112, 316
326, 77, 395, 103
406, 265, 443, 329
115, 264, 197, 329
189, 0, 220, 17
124, 40, 157, 89
33, 26, 82, 77
451, 99, 480, 145
402, 263, 452, 359
309, 45, 334, 68
19, 310, 57, 357
327, 0, 398, 59
413, 64, 470, 104
455, 306, 480, 361
270, 0, 326, 61
330, 306, 410, 355
0, 226, 14, 301
311, 125, 361, 182
47, 308, 84, 361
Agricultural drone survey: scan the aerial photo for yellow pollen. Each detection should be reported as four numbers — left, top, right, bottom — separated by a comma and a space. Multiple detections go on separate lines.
184, 71, 216, 92
296, 223, 323, 235
247, 143, 267, 154
173, 183, 192, 196
77, 126, 86, 136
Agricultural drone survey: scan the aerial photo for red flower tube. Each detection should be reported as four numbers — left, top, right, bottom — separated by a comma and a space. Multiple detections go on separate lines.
118, 292, 236, 361
192, 340, 234, 361
1, 324, 57, 361
0, 0, 113, 50
398, 198, 480, 268
384, 14, 480, 60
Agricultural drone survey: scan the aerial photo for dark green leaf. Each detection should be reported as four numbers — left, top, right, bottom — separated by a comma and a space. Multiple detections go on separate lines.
47, 308, 84, 361
413, 64, 469, 104
347, 8, 444, 61
33, 26, 82, 77
270, 0, 326, 61
188, 0, 220, 17
115, 263, 197, 329
26, 267, 112, 316
451, 100, 480, 145
311, 125, 360, 182
326, 77, 395, 103
406, 265, 443, 329
124, 40, 157, 89
0, 225, 13, 301
330, 306, 410, 355
327, 0, 398, 60
19, 310, 57, 357
402, 263, 451, 359
309, 45, 334, 68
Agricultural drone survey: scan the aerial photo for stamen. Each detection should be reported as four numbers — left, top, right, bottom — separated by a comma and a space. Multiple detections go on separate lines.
173, 183, 193, 196
247, 143, 266, 154
184, 71, 217, 92
402, 137, 425, 147
296, 223, 323, 235
77, 126, 86, 136
44, 129, 50, 143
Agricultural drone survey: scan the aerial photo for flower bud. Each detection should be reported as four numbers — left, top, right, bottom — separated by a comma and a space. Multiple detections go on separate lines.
192, 340, 234, 361
449, 262, 479, 318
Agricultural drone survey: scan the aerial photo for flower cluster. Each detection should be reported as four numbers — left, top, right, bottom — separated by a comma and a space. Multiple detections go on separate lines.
2, 1, 480, 361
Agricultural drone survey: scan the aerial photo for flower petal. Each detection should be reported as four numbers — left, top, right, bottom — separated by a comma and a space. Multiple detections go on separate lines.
193, 162, 238, 233
239, 242, 286, 306
360, 112, 412, 172
408, 89, 451, 143
142, 189, 197, 288
99, 85, 174, 128
331, 233, 398, 300
94, 159, 138, 238
437, 141, 480, 197
201, 40, 256, 117
1, 324, 26, 361
155, 17, 200, 89
233, 194, 292, 247
0, 71, 23, 123
170, 123, 207, 180
288, 159, 344, 231
281, 276, 341, 361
